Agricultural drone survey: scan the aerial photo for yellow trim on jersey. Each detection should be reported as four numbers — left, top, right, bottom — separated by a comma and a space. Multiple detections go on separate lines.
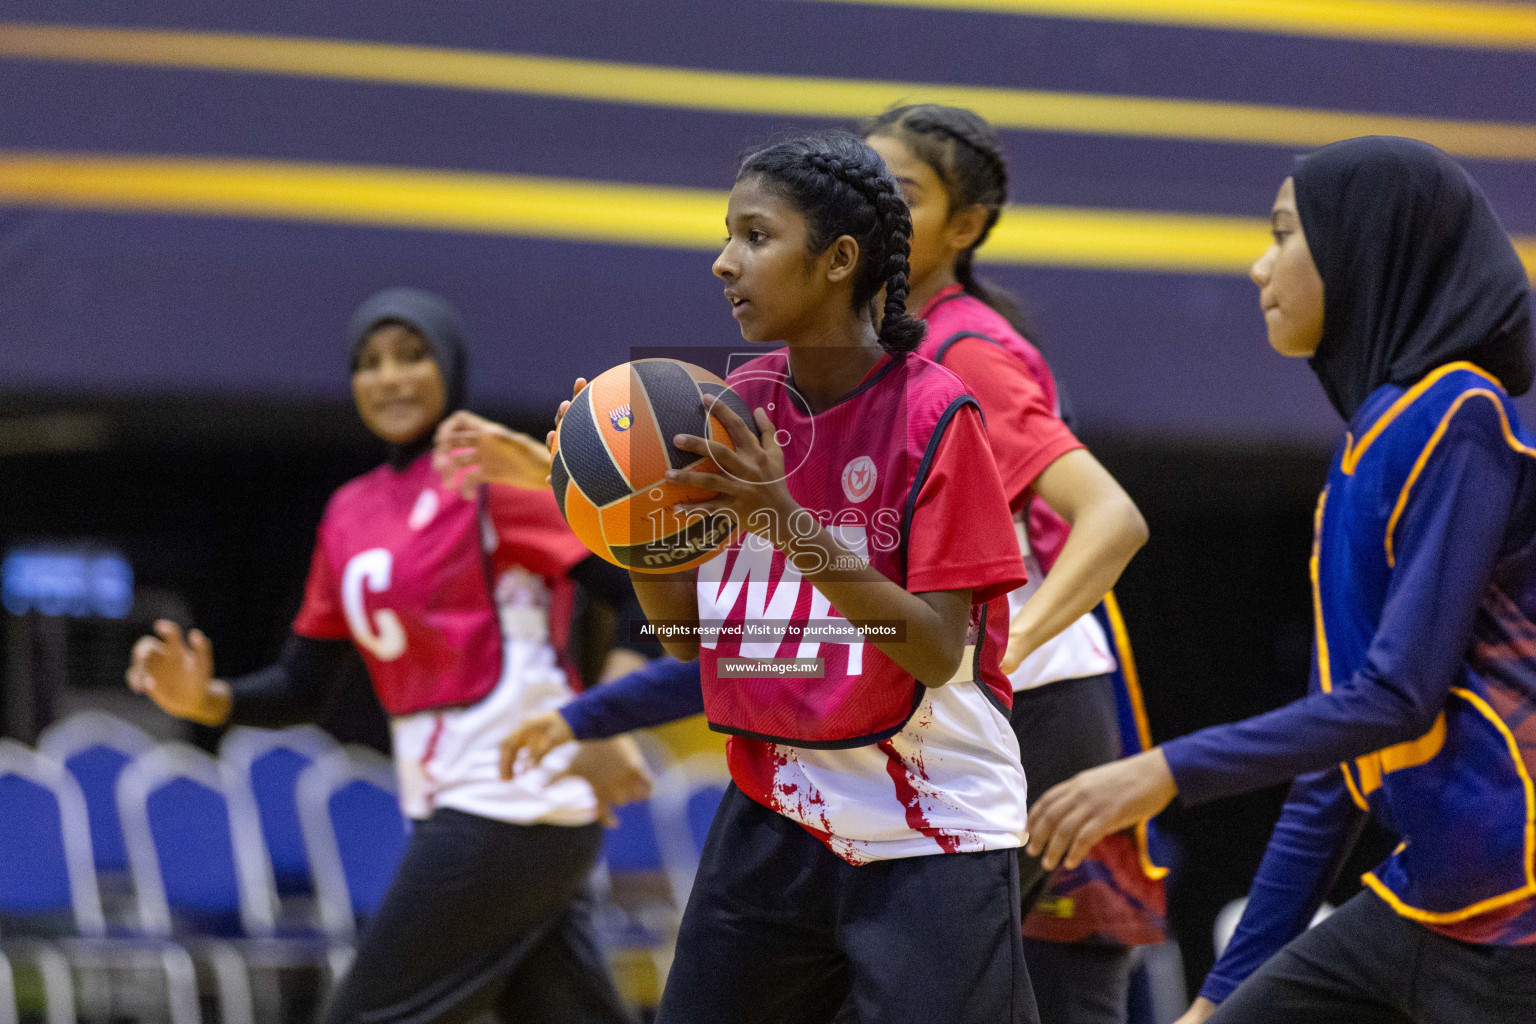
1103, 591, 1153, 750
1100, 591, 1169, 881
1339, 362, 1502, 476
5, 23, 1536, 160
1309, 489, 1336, 697
1309, 486, 1377, 810
1385, 387, 1536, 566
797, 0, 1536, 52
1352, 712, 1446, 796
1359, 686, 1536, 924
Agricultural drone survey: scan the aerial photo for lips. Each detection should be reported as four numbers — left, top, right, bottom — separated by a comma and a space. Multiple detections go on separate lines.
376, 397, 424, 416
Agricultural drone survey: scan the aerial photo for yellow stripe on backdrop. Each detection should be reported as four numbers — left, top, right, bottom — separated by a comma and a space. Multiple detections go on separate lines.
3, 23, 1536, 161
1, 153, 1533, 277
796, 0, 1536, 52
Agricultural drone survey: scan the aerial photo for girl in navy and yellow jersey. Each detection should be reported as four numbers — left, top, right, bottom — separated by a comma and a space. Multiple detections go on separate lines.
1025, 137, 1536, 1023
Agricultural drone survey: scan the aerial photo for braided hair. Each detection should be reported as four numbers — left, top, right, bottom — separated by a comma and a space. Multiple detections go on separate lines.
863, 104, 1034, 339
738, 131, 926, 354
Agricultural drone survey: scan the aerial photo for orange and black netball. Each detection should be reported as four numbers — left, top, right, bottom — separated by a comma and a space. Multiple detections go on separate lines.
551, 359, 749, 572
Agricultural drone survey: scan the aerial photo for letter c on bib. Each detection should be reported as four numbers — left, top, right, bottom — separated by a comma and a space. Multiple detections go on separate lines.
342, 549, 406, 661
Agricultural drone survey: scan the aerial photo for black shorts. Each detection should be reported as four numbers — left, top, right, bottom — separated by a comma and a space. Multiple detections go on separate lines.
320, 808, 632, 1024
1012, 674, 1135, 1024
657, 784, 1040, 1024
1211, 889, 1536, 1024
1011, 673, 1123, 909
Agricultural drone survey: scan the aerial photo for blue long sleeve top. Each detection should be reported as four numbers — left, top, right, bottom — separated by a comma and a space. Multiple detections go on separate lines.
558, 655, 705, 740
1160, 365, 1536, 1002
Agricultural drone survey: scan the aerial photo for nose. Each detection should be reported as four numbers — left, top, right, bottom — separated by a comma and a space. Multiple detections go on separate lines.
713, 242, 736, 281
1250, 246, 1275, 289
374, 355, 411, 387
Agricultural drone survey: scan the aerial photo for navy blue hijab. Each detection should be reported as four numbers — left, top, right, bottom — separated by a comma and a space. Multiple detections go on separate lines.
1294, 137, 1533, 421
346, 287, 468, 468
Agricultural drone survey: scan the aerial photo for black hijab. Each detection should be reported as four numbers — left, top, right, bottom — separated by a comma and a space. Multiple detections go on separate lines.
346, 287, 469, 469
1294, 136, 1533, 421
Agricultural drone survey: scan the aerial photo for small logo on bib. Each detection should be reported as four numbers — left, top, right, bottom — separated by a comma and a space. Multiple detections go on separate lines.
408, 489, 440, 531
609, 405, 633, 431
842, 456, 876, 503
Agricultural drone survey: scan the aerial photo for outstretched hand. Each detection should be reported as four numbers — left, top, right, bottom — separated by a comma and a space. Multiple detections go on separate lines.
500, 710, 576, 779
500, 712, 653, 827
125, 619, 231, 726
434, 411, 553, 496
560, 736, 654, 827
1024, 748, 1177, 870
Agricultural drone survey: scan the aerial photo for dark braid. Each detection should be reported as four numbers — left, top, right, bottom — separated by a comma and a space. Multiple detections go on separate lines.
863, 104, 1036, 340
739, 132, 926, 354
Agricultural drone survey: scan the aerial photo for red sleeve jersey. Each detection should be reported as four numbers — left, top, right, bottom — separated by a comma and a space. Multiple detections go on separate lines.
293, 538, 350, 641
483, 483, 590, 581
937, 338, 1083, 515
904, 399, 1033, 602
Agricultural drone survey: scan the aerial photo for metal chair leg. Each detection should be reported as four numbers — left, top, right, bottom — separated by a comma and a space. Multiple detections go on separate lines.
2, 941, 76, 1024
0, 949, 17, 1024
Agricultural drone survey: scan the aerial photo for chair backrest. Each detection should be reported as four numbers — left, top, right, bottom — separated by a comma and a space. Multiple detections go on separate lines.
602, 801, 663, 874
295, 747, 408, 939
37, 712, 154, 875
0, 739, 106, 936
117, 743, 276, 938
597, 733, 674, 877
647, 753, 729, 909
220, 726, 337, 897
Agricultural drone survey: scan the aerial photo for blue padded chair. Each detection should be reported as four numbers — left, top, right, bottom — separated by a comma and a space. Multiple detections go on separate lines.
294, 747, 407, 940
119, 743, 336, 1023
0, 739, 199, 1024
37, 711, 153, 878
220, 726, 337, 899
648, 753, 730, 912
603, 801, 664, 876
0, 740, 104, 935
295, 747, 408, 979
118, 743, 276, 941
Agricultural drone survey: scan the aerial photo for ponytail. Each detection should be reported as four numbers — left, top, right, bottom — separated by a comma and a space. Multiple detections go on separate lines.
864, 104, 1038, 341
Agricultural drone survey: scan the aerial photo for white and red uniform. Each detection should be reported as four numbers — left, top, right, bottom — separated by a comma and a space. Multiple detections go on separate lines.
697, 349, 1028, 864
919, 285, 1116, 690
293, 452, 599, 824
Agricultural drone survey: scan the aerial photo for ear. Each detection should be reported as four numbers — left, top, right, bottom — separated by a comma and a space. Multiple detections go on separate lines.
823, 235, 861, 285
944, 204, 990, 253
